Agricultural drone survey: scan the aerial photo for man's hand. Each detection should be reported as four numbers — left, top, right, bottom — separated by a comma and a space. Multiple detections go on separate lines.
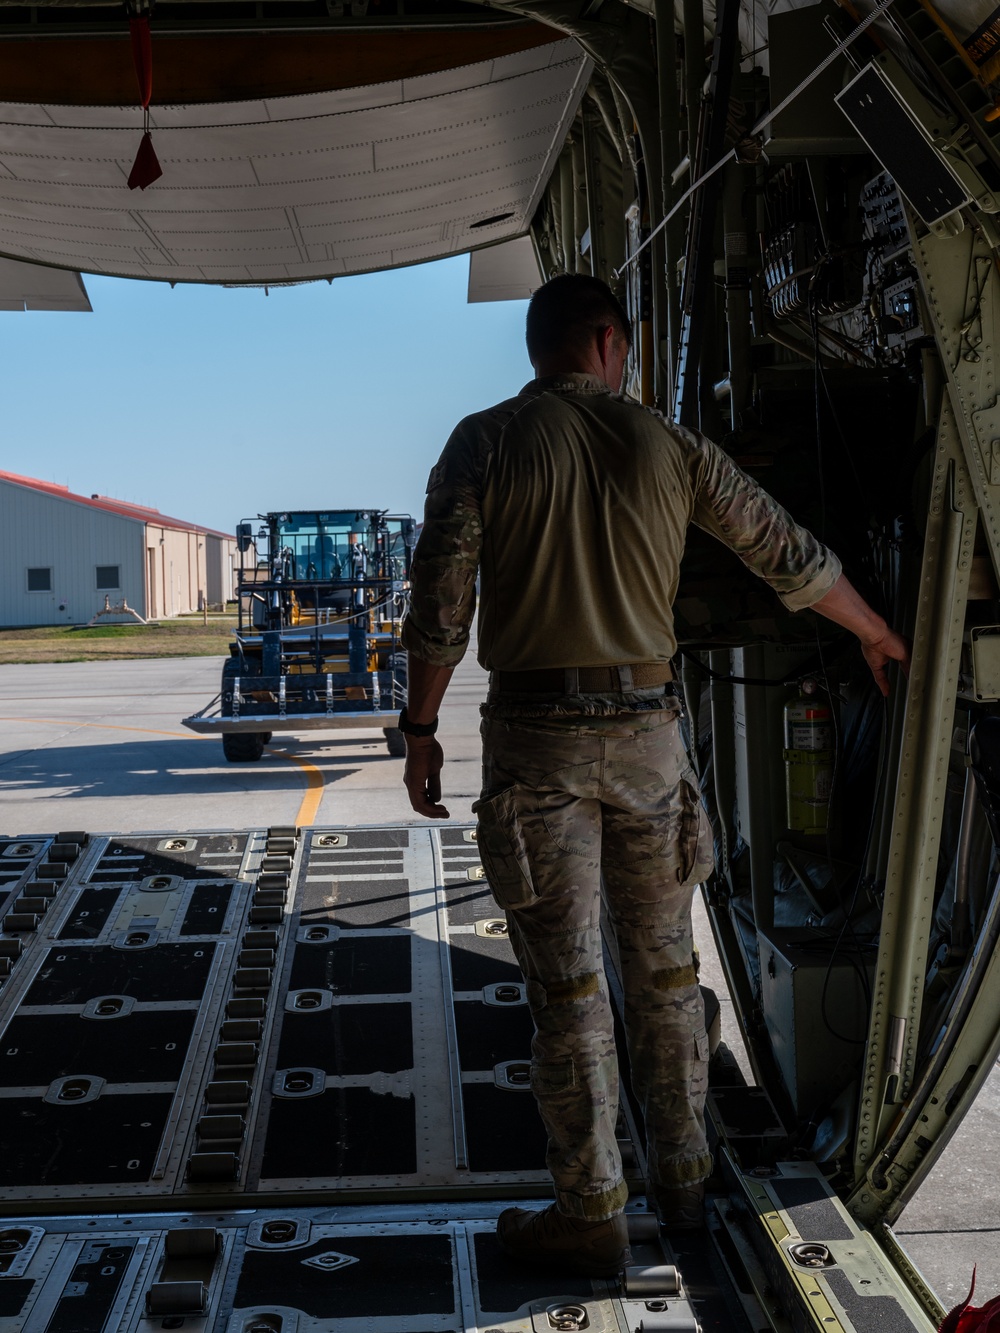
404, 735, 450, 818
810, 574, 911, 698
860, 626, 911, 698
401, 655, 455, 817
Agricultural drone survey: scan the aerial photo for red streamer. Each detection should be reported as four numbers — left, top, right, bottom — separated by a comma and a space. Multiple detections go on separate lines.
126, 15, 160, 190
940, 1272, 1000, 1332
127, 130, 163, 191
129, 17, 153, 109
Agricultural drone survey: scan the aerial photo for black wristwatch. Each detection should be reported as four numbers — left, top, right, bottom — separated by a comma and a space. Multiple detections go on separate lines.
398, 706, 439, 738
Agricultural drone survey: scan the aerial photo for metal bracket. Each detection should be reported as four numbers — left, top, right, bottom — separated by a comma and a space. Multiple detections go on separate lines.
1, 841, 44, 859
113, 928, 160, 950
82, 994, 136, 1020
139, 874, 181, 894
475, 919, 508, 938
0, 1225, 45, 1278
295, 924, 340, 945
494, 1060, 532, 1091
284, 989, 334, 1014
314, 833, 348, 848
971, 626, 1000, 700
246, 1218, 311, 1251
543, 1303, 590, 1330
231, 1313, 299, 1333
272, 1068, 326, 1099
483, 983, 527, 1007
156, 838, 198, 853
44, 1074, 106, 1105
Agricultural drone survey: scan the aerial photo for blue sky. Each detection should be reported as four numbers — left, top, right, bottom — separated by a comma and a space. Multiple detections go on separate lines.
0, 256, 532, 533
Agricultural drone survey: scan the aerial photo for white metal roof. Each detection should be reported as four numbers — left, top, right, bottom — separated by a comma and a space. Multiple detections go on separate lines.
0, 254, 90, 310
0, 38, 590, 285
0, 471, 233, 538
467, 234, 542, 302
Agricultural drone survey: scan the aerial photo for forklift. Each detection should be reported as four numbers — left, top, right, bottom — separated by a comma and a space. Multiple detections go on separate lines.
183, 509, 414, 760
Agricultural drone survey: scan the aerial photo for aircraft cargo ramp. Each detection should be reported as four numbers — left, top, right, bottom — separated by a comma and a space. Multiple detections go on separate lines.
0, 823, 941, 1333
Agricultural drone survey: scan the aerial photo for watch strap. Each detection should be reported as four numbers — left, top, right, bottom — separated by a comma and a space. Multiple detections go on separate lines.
398, 706, 438, 737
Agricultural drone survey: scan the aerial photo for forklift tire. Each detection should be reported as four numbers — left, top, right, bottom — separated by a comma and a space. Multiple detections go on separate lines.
384, 727, 406, 758
222, 732, 267, 763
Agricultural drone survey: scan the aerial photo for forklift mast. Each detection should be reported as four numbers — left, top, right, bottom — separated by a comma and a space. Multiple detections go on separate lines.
236, 509, 413, 638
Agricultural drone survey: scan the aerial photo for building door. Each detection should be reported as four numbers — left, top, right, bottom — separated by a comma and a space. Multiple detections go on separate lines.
147, 548, 157, 619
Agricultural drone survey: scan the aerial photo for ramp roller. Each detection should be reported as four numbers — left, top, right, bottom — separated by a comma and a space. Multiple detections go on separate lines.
623, 1264, 681, 1296
146, 1279, 207, 1315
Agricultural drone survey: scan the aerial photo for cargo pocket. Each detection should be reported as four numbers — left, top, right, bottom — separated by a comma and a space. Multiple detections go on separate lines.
530, 1059, 577, 1094
678, 779, 715, 886
473, 786, 537, 911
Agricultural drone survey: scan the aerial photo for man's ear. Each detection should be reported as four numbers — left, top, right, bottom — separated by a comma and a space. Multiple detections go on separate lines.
596, 323, 616, 368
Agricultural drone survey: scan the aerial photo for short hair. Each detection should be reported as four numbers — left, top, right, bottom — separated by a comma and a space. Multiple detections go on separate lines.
525, 273, 633, 362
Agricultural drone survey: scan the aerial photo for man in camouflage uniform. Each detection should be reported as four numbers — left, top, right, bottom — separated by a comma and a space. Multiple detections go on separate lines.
399, 274, 909, 1276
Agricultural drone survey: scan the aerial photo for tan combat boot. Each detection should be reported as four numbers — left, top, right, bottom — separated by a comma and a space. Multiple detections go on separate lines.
651, 1182, 705, 1231
497, 1204, 630, 1277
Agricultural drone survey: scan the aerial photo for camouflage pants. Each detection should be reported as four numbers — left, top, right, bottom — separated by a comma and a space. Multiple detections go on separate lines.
474, 707, 715, 1222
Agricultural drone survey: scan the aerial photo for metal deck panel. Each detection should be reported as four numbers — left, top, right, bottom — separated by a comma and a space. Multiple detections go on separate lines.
0, 825, 637, 1212
0, 1203, 702, 1333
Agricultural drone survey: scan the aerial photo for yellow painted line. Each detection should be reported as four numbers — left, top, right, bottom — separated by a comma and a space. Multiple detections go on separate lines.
0, 716, 201, 740
272, 750, 326, 827
0, 716, 326, 827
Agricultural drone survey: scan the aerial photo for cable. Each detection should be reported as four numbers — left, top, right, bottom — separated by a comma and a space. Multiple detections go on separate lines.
614, 0, 898, 279
787, 310, 878, 369
679, 647, 827, 688
805, 252, 895, 625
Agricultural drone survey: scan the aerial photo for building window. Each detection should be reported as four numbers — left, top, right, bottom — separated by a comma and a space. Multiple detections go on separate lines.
96, 565, 121, 590
26, 567, 52, 592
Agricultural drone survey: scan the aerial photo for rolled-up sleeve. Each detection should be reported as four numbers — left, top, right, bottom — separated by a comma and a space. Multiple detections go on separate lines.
688, 433, 842, 611
401, 419, 485, 666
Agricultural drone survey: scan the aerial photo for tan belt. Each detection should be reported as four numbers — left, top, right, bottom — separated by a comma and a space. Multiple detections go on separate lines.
492, 663, 674, 694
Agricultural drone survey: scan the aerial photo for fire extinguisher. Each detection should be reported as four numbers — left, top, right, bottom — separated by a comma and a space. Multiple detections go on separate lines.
783, 679, 834, 835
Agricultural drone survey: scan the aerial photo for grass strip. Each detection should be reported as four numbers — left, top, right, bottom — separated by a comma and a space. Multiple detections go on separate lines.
0, 619, 238, 664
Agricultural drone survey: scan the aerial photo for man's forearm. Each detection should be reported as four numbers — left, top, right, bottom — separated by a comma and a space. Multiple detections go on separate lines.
809, 573, 887, 644
809, 572, 911, 696
406, 654, 455, 724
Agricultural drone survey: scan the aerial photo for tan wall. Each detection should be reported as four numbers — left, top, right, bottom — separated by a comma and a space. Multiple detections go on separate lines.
144, 525, 238, 617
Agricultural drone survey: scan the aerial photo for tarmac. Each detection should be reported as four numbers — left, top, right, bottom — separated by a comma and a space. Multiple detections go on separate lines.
0, 647, 994, 1310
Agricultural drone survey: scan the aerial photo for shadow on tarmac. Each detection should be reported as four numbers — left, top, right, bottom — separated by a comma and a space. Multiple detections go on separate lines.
0, 738, 376, 799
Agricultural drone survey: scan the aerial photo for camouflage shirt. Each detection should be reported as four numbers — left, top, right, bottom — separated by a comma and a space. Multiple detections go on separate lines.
402, 374, 841, 672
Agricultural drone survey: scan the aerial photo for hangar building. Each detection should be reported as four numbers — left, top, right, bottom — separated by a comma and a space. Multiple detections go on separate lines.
0, 470, 238, 627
